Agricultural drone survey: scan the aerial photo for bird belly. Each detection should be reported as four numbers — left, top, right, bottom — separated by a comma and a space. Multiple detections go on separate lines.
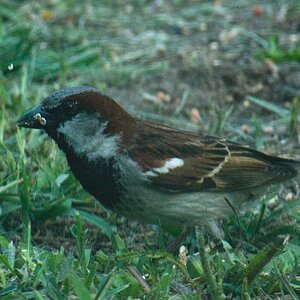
115, 187, 252, 226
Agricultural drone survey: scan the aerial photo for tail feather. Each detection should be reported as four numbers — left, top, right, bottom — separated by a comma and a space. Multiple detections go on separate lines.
275, 158, 300, 178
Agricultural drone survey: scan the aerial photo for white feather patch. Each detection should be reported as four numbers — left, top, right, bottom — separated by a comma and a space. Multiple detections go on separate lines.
58, 112, 120, 161
145, 158, 184, 177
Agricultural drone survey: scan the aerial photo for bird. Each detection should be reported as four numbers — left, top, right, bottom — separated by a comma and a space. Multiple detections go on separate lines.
17, 86, 299, 231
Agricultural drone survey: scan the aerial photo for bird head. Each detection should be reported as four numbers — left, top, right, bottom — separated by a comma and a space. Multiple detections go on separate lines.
17, 86, 135, 160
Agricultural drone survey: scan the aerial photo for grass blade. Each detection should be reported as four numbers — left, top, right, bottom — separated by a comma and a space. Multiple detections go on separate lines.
246, 96, 290, 117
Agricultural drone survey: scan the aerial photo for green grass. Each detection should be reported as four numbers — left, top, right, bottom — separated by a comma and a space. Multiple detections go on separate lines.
1, 0, 300, 298
257, 35, 300, 63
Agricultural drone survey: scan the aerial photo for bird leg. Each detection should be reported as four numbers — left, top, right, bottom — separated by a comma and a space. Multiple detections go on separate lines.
166, 228, 191, 254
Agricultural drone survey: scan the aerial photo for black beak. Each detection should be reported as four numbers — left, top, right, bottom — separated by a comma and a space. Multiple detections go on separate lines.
17, 105, 53, 129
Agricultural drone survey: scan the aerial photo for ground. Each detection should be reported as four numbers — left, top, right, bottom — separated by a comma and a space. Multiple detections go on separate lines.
1, 0, 300, 299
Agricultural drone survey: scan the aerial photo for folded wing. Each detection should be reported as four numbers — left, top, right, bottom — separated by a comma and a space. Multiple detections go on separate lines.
129, 121, 298, 192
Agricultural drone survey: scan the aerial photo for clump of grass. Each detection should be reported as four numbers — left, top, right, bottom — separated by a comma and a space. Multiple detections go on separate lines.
257, 35, 300, 62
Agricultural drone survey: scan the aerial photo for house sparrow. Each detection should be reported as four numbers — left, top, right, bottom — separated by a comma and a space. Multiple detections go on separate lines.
17, 86, 299, 228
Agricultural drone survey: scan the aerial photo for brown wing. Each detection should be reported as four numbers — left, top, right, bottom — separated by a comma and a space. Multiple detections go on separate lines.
129, 121, 298, 192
